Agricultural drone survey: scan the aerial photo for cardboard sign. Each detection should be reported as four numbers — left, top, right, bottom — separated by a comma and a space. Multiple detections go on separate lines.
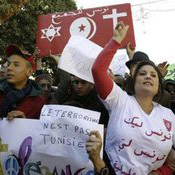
37, 3, 135, 56
0, 117, 103, 175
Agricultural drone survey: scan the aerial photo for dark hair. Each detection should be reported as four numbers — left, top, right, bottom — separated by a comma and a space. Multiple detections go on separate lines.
35, 74, 53, 84
126, 60, 164, 103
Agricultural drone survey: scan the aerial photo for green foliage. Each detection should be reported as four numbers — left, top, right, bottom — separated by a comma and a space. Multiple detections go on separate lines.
0, 0, 76, 85
0, 0, 77, 59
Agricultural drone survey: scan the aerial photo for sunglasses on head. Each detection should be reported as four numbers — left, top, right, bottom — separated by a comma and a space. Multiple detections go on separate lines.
73, 80, 87, 84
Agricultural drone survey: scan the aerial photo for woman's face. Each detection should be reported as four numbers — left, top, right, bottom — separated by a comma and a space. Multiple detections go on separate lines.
134, 65, 159, 97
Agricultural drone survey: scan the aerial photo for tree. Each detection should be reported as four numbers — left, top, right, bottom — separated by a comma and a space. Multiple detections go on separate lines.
0, 0, 77, 85
0, 0, 28, 25
0, 0, 77, 58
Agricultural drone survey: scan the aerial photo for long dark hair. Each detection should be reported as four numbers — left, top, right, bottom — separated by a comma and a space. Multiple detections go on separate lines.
125, 60, 164, 103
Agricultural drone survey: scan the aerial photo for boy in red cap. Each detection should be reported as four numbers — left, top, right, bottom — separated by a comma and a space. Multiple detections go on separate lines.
0, 45, 45, 119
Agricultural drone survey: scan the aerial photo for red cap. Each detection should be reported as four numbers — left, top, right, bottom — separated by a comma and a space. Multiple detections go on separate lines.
6, 45, 36, 70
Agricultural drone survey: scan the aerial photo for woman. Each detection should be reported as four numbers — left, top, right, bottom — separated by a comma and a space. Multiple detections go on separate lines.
91, 22, 175, 174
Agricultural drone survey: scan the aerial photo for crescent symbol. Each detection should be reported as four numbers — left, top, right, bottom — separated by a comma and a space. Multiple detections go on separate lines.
86, 17, 97, 39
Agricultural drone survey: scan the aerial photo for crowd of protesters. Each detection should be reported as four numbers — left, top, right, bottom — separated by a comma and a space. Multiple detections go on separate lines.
1, 21, 175, 175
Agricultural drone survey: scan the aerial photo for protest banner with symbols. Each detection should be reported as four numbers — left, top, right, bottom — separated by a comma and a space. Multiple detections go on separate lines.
0, 105, 103, 175
37, 3, 135, 56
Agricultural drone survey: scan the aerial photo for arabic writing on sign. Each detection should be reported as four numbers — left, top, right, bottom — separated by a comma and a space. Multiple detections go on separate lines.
52, 9, 83, 24
56, 10, 83, 18
86, 8, 109, 17
51, 7, 110, 25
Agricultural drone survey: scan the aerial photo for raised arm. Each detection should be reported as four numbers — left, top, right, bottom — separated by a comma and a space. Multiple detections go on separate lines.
92, 22, 129, 100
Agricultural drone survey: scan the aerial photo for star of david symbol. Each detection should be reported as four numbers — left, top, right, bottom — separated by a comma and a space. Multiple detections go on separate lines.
41, 24, 61, 42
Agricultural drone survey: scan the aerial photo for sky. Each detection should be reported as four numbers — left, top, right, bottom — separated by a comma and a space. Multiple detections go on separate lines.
75, 0, 175, 64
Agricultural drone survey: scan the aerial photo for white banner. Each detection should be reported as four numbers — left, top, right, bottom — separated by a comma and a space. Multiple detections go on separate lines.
0, 114, 103, 175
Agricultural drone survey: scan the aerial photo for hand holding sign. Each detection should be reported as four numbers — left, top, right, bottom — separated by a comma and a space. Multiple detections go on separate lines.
86, 130, 102, 161
86, 130, 105, 173
113, 21, 129, 44
7, 110, 26, 120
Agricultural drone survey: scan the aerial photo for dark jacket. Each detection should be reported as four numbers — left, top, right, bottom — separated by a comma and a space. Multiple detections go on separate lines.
63, 88, 109, 127
0, 79, 46, 119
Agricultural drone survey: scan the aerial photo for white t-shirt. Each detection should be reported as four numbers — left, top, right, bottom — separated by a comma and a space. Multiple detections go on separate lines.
102, 83, 175, 175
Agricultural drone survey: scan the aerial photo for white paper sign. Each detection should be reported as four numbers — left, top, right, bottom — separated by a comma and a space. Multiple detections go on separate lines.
34, 105, 102, 162
0, 118, 104, 175
58, 35, 103, 83
110, 52, 128, 76
40, 104, 100, 123
59, 36, 128, 82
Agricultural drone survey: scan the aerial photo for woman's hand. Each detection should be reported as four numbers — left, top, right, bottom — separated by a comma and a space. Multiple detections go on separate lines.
113, 21, 129, 44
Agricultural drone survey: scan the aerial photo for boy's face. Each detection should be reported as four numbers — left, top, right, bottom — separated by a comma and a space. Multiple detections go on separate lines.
6, 54, 32, 89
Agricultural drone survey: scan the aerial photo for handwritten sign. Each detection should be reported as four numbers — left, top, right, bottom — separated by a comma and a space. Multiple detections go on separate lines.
40, 104, 100, 123
110, 51, 128, 76
58, 35, 102, 83
59, 36, 128, 83
34, 105, 103, 162
0, 118, 104, 175
37, 3, 135, 56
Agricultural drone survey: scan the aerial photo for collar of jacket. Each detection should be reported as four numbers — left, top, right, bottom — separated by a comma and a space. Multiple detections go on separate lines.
0, 79, 42, 97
